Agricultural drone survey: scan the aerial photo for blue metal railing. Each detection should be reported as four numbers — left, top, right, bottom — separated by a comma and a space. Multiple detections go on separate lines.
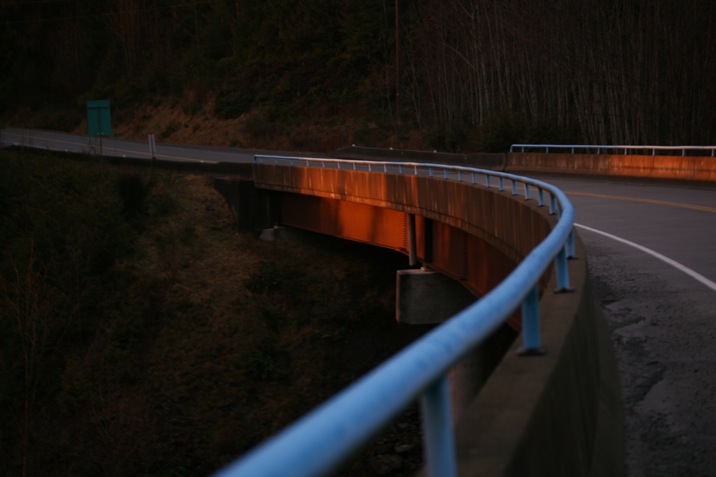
212, 155, 575, 477
510, 143, 716, 157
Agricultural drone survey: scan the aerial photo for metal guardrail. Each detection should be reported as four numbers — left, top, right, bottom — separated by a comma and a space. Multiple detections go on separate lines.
510, 143, 716, 156
212, 155, 576, 477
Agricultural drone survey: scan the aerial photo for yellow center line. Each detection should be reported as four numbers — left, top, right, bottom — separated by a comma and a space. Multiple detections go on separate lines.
566, 191, 716, 214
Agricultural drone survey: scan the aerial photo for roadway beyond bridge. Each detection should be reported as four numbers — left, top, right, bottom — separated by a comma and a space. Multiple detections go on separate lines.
2, 128, 715, 476
528, 174, 716, 477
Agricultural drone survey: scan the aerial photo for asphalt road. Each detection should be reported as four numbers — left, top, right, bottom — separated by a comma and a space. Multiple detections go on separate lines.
528, 174, 716, 477
0, 127, 259, 163
3, 128, 715, 476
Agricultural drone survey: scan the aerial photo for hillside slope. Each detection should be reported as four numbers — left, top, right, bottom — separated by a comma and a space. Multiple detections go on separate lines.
0, 149, 426, 476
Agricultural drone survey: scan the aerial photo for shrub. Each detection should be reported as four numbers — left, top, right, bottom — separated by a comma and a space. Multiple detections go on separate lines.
245, 262, 285, 294
160, 121, 181, 139
214, 83, 255, 119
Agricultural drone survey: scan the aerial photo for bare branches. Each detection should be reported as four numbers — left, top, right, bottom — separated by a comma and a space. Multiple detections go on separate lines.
402, 0, 715, 147
1, 245, 57, 477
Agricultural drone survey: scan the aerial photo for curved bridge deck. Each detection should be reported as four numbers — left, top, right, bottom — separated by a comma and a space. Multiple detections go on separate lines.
214, 157, 621, 477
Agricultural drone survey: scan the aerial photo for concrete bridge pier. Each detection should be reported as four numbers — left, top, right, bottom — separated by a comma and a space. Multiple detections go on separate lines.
213, 178, 279, 232
397, 268, 516, 421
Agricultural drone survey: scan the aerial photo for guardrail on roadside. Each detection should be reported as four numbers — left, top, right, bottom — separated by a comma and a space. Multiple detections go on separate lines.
510, 144, 716, 156
212, 155, 576, 477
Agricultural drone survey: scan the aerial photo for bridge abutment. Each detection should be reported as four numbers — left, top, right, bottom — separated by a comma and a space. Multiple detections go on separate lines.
213, 178, 279, 232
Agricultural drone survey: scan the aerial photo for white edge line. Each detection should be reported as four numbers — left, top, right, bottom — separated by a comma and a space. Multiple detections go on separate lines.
575, 223, 716, 292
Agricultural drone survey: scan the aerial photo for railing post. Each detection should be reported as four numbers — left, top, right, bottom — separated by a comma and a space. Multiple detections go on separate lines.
485, 175, 491, 188
420, 376, 457, 477
518, 285, 544, 354
472, 172, 477, 185
511, 180, 518, 196
538, 188, 545, 207
499, 177, 505, 192
555, 246, 572, 292
566, 227, 577, 259
524, 183, 531, 200
549, 194, 557, 215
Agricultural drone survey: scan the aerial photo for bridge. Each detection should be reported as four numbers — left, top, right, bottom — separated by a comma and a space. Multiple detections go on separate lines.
2, 128, 715, 476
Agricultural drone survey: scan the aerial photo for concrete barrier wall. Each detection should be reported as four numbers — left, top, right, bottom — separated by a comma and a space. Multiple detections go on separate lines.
452, 239, 623, 477
507, 152, 716, 182
333, 146, 716, 182
224, 164, 623, 477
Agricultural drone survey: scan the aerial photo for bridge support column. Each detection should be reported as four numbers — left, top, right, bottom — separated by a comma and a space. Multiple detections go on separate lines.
407, 213, 418, 267
213, 178, 279, 232
396, 269, 473, 325
397, 268, 516, 420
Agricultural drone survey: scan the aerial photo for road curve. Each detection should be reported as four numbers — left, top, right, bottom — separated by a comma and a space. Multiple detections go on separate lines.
526, 174, 716, 477
3, 128, 714, 476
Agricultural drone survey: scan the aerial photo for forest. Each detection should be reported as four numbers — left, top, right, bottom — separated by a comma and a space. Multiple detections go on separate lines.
1, 0, 714, 151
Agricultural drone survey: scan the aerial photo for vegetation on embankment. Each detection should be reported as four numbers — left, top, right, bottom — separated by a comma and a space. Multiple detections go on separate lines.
0, 149, 426, 476
1, 1, 713, 152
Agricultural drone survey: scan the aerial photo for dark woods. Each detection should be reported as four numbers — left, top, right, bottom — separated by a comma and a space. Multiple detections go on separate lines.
403, 0, 716, 147
1, 0, 713, 149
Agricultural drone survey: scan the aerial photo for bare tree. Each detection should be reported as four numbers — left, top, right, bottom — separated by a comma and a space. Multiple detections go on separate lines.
402, 0, 715, 148
1, 247, 56, 477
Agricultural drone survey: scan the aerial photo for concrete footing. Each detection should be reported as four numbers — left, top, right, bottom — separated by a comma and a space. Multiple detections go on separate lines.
396, 268, 475, 325
396, 267, 517, 420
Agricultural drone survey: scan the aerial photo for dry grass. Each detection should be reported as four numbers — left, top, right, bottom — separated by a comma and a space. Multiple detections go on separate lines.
0, 152, 426, 475
0, 137, 429, 475
123, 171, 428, 474
65, 95, 429, 153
